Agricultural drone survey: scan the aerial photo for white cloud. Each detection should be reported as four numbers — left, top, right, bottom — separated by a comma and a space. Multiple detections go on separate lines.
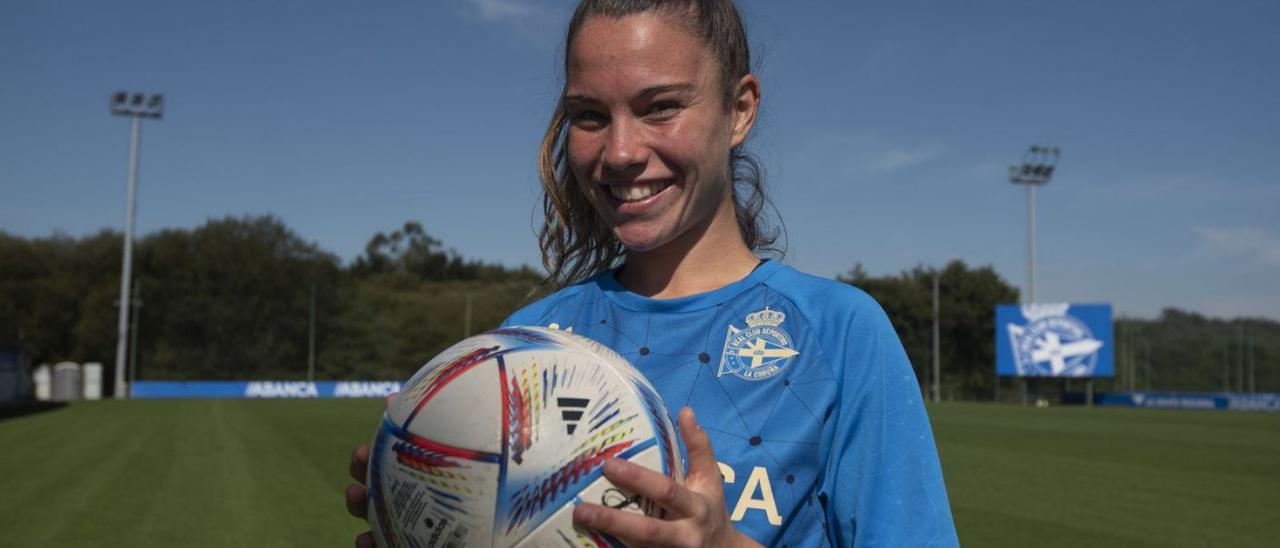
468, 0, 544, 21
970, 160, 1007, 180
792, 133, 946, 178
1193, 226, 1280, 268
460, 0, 569, 47
858, 145, 946, 176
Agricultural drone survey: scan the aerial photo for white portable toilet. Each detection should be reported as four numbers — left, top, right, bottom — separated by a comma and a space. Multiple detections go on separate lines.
82, 362, 103, 400
51, 362, 81, 402
34, 364, 51, 401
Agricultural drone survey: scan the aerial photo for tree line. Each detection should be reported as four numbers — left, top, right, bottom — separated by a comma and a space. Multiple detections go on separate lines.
0, 217, 540, 393
840, 264, 1277, 399
1, 216, 1273, 398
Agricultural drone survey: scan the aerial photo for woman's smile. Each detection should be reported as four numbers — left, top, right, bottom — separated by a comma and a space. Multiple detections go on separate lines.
606, 180, 673, 203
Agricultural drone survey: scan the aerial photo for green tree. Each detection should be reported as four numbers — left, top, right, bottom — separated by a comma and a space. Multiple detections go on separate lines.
4, 220, 1274, 393
1111, 309, 1278, 394
330, 221, 543, 378
321, 276, 541, 379
840, 260, 1019, 399
134, 216, 341, 380
351, 221, 539, 282
0, 230, 122, 368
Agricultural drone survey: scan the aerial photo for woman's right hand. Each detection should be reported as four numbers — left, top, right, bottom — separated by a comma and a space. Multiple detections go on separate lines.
346, 444, 374, 548
349, 393, 392, 548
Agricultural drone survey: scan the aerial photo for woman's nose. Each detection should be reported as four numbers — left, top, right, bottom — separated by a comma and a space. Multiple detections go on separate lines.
602, 117, 649, 173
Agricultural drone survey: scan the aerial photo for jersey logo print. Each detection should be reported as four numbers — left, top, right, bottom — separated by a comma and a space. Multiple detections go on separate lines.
717, 307, 799, 382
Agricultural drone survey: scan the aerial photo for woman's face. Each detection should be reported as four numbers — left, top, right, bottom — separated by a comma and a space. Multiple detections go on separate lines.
564, 13, 754, 252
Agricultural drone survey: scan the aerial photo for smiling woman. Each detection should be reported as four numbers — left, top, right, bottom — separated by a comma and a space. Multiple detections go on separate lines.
347, 1, 959, 546
557, 11, 757, 281
540, 1, 775, 296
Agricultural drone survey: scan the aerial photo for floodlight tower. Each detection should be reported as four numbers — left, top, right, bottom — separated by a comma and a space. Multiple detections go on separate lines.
1009, 146, 1060, 303
110, 91, 163, 399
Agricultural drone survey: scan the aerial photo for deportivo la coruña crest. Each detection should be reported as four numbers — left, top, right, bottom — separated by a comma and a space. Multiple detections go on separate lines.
1007, 303, 1104, 377
718, 307, 800, 382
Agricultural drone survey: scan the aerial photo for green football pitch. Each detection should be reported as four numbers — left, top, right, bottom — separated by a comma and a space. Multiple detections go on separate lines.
1, 400, 1276, 547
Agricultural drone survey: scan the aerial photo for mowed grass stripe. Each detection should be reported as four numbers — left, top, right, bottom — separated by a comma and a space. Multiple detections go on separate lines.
2, 399, 1277, 546
933, 402, 1280, 548
0, 399, 383, 548
136, 400, 289, 545
1, 401, 159, 545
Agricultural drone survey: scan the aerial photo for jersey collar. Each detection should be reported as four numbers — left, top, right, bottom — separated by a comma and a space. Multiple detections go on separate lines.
594, 259, 783, 313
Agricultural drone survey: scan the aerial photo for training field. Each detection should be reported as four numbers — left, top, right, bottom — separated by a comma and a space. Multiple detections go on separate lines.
931, 403, 1278, 547
1, 400, 1276, 547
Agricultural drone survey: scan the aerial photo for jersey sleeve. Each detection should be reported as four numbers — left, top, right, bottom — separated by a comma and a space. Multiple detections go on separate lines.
819, 297, 958, 547
499, 306, 538, 328
499, 292, 560, 329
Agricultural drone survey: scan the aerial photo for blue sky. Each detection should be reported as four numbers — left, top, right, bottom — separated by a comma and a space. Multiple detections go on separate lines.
2, 0, 1277, 320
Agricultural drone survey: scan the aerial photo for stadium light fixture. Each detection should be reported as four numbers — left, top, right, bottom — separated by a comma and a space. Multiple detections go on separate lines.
111, 91, 164, 119
110, 90, 164, 399
1008, 145, 1060, 303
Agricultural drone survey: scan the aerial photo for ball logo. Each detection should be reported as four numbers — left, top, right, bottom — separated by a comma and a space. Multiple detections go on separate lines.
601, 487, 655, 514
556, 396, 590, 435
1007, 303, 1104, 377
717, 307, 799, 382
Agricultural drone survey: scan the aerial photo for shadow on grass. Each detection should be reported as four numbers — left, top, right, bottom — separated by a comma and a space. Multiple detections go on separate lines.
0, 401, 69, 422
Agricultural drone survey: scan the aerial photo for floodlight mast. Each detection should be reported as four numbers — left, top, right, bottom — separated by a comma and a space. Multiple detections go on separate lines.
110, 91, 163, 399
1008, 146, 1060, 304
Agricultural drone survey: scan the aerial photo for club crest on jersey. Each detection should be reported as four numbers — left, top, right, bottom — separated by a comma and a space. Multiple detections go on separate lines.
717, 307, 799, 381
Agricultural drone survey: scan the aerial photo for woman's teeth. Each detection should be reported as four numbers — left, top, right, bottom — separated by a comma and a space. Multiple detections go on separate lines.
609, 182, 667, 202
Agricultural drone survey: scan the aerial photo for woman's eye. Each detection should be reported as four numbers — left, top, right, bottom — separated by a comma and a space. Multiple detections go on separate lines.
570, 110, 607, 126
647, 102, 681, 117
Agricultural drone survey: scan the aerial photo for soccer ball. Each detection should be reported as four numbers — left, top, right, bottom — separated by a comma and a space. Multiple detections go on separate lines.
367, 326, 684, 548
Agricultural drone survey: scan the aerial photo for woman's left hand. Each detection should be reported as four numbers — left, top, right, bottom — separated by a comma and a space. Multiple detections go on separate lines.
572, 407, 762, 548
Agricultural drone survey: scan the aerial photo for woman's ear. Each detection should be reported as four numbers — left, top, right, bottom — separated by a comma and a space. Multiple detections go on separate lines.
730, 74, 760, 148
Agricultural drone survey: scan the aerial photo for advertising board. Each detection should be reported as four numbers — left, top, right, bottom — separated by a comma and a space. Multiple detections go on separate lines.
996, 303, 1113, 377
131, 380, 402, 399
1098, 392, 1280, 412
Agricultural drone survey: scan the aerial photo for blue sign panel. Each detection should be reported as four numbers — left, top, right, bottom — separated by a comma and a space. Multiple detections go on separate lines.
132, 380, 402, 399
0, 350, 21, 371
1098, 392, 1280, 413
996, 303, 1113, 377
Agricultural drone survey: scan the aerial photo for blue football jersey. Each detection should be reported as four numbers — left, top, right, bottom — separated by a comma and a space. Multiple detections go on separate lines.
501, 260, 958, 547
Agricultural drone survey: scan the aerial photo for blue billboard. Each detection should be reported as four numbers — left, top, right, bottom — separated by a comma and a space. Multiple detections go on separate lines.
1099, 392, 1280, 413
996, 303, 1113, 377
132, 380, 401, 399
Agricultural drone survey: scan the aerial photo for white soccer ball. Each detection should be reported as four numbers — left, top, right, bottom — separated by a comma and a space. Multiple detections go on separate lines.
367, 326, 684, 548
